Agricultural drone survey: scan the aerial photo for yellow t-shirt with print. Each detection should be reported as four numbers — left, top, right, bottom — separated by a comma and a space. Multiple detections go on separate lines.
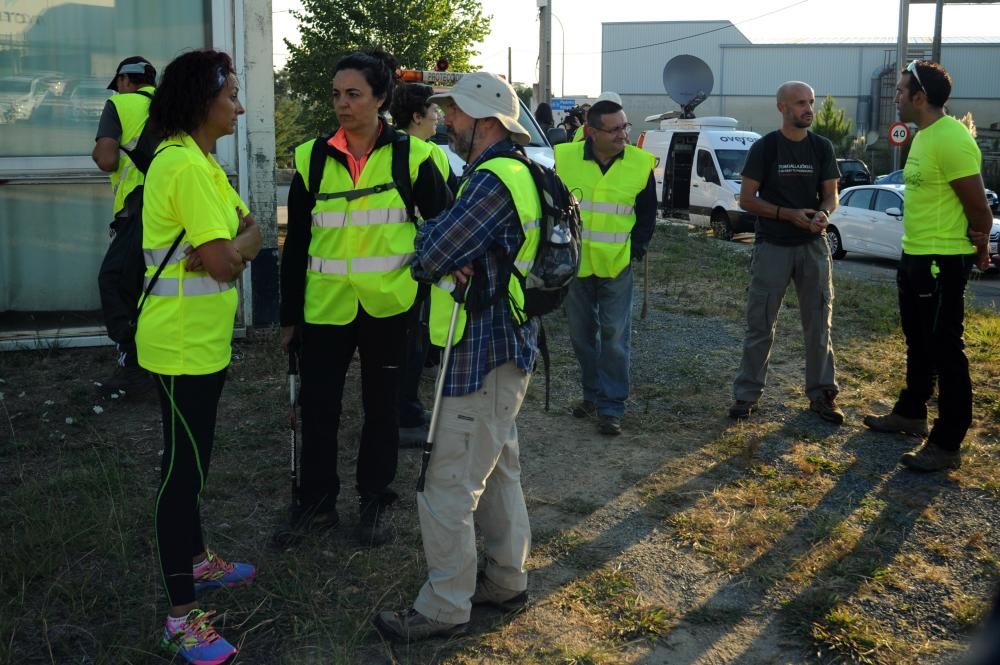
902, 115, 981, 256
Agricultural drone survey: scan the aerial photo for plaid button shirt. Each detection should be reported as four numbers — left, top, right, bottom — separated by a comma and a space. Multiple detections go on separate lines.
413, 139, 539, 397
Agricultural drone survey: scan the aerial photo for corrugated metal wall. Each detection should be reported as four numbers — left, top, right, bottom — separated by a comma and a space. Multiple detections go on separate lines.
603, 22, 1000, 135
601, 21, 750, 96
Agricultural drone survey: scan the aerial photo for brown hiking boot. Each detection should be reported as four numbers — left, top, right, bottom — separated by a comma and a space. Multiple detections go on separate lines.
863, 411, 928, 437
810, 390, 844, 425
372, 607, 467, 642
471, 572, 528, 613
900, 442, 961, 472
728, 399, 757, 420
572, 400, 597, 418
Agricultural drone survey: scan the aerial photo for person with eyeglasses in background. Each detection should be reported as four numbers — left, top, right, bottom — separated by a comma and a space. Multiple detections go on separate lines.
863, 60, 993, 472
555, 94, 657, 436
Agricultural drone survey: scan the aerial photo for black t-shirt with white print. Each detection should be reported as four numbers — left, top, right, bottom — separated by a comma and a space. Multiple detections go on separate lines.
742, 130, 839, 245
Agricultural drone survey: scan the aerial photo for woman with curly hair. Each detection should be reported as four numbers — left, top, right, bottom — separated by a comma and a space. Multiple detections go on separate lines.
137, 48, 261, 665
277, 49, 451, 548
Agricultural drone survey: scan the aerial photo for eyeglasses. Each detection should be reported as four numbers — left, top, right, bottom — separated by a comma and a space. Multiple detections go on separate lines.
592, 122, 632, 135
906, 60, 925, 93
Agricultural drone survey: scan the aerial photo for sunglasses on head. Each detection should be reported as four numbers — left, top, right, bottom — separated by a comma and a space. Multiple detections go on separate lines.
906, 60, 925, 93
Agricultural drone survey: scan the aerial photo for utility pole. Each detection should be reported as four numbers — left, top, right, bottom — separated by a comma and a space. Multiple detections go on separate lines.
508, 47, 512, 84
931, 0, 944, 63
894, 0, 910, 170
537, 0, 552, 104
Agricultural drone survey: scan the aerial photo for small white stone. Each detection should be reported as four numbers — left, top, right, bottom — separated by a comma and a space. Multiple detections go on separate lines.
65, 417, 75, 425
44, 400, 55, 406
111, 393, 120, 400
93, 381, 103, 387
18, 391, 25, 397
93, 406, 104, 415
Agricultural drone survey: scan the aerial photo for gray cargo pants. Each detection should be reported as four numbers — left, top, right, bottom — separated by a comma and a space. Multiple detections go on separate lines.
732, 237, 838, 403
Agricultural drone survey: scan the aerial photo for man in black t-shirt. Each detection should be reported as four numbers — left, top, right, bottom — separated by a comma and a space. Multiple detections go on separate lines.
728, 81, 843, 424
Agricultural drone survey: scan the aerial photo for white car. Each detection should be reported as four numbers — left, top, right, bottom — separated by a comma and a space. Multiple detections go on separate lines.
0, 76, 49, 123
69, 79, 112, 121
829, 184, 1000, 267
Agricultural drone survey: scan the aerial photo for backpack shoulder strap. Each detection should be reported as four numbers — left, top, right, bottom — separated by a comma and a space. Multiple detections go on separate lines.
307, 135, 333, 195
135, 90, 153, 100
759, 131, 778, 189
134, 144, 184, 319
391, 131, 416, 223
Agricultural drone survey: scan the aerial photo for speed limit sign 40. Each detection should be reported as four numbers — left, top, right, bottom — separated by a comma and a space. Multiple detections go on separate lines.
888, 122, 911, 146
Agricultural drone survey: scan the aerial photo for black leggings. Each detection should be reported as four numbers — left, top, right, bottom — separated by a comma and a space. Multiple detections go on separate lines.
153, 369, 227, 607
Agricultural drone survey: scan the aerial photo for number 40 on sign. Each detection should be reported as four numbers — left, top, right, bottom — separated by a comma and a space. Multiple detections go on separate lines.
888, 121, 911, 146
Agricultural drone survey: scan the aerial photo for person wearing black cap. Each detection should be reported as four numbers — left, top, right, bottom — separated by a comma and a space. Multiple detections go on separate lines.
92, 56, 157, 398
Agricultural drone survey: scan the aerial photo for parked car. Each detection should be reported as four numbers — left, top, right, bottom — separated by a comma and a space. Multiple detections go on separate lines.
829, 183, 1000, 267
69, 79, 112, 121
836, 158, 872, 191
0, 76, 49, 123
876, 169, 998, 213
826, 184, 905, 260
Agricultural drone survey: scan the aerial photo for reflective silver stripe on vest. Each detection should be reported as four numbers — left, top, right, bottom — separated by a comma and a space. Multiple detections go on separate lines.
144, 243, 192, 267
514, 259, 533, 273
307, 254, 411, 274
579, 200, 634, 216
313, 211, 348, 228
350, 208, 408, 226
145, 276, 234, 296
308, 256, 348, 274
112, 161, 135, 197
122, 136, 139, 151
582, 229, 630, 243
352, 254, 413, 273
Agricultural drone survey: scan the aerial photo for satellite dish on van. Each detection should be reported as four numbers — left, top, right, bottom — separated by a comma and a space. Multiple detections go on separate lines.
663, 55, 714, 119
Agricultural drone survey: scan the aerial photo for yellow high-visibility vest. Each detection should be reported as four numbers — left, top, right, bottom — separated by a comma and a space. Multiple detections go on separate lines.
554, 141, 654, 278
136, 133, 248, 376
108, 86, 155, 216
293, 134, 434, 325
428, 156, 541, 346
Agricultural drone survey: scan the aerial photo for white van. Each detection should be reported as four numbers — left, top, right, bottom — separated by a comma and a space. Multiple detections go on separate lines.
637, 115, 760, 239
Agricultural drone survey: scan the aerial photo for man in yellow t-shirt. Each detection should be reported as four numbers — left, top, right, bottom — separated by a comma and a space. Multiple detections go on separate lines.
863, 60, 993, 472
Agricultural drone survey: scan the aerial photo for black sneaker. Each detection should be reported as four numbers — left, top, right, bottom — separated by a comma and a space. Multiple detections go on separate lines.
597, 415, 622, 436
270, 501, 339, 548
358, 496, 389, 547
728, 399, 757, 420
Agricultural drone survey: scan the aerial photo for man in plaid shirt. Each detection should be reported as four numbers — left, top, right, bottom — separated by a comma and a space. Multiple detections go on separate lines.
374, 72, 538, 642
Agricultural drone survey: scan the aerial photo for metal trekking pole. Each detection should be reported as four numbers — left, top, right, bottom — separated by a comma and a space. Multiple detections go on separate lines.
288, 346, 300, 500
641, 253, 650, 319
416, 281, 467, 492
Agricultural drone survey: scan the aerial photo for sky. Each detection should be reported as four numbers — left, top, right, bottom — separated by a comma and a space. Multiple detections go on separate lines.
271, 0, 1000, 96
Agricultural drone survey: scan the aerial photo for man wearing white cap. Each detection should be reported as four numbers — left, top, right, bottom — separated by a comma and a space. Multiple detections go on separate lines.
374, 72, 538, 641
92, 56, 158, 399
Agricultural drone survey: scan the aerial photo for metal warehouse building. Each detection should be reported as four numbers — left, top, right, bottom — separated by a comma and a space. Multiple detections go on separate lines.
602, 21, 1000, 180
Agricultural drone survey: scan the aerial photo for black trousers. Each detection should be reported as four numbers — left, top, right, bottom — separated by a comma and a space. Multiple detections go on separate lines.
298, 307, 407, 507
398, 297, 431, 428
152, 369, 227, 607
893, 253, 974, 450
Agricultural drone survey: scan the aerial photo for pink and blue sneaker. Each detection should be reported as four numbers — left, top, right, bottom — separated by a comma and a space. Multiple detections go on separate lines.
193, 549, 256, 595
161, 609, 236, 665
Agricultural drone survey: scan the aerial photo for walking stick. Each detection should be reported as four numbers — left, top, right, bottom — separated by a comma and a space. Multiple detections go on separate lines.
288, 346, 300, 501
641, 253, 650, 319
416, 281, 467, 492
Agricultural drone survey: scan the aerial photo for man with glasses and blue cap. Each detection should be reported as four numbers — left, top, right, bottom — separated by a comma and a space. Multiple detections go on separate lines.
92, 56, 158, 399
556, 94, 656, 436
863, 60, 993, 472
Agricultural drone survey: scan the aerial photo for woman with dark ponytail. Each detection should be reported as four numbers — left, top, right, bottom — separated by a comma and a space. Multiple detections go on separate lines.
277, 49, 451, 548
390, 82, 458, 192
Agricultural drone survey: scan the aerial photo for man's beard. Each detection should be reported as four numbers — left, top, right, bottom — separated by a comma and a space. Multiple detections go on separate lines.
448, 127, 473, 157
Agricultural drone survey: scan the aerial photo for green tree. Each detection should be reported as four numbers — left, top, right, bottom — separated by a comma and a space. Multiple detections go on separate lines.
285, 0, 491, 134
812, 95, 853, 155
274, 69, 312, 168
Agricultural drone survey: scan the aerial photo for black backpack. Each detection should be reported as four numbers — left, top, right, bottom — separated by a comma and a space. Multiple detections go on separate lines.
97, 123, 183, 345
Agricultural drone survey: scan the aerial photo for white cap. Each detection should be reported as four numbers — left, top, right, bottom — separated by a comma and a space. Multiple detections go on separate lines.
428, 72, 530, 145
596, 90, 622, 106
